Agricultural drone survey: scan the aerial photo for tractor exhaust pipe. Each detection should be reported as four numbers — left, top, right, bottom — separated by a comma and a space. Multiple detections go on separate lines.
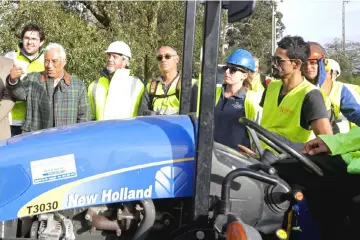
133, 200, 156, 240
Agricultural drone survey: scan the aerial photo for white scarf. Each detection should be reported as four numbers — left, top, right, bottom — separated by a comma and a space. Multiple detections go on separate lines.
103, 68, 143, 120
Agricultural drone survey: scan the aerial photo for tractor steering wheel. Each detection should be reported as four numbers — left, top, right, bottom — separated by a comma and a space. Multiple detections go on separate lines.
239, 117, 324, 176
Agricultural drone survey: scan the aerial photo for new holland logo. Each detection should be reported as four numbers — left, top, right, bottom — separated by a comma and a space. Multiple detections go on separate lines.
66, 166, 189, 208
154, 166, 188, 198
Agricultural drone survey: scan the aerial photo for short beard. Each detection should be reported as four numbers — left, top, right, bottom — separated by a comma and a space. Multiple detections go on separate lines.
271, 68, 281, 79
106, 66, 116, 74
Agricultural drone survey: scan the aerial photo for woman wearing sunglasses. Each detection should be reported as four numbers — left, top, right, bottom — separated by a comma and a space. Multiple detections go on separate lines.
214, 49, 262, 151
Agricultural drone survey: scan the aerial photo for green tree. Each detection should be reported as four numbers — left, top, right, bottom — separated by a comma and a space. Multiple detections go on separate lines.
0, 1, 107, 85
324, 38, 360, 85
325, 38, 360, 76
0, 1, 205, 86
224, 1, 285, 74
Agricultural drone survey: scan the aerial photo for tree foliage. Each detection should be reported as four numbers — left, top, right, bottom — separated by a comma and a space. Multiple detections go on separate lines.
0, 1, 205, 85
0, 1, 283, 86
324, 38, 360, 84
224, 1, 285, 74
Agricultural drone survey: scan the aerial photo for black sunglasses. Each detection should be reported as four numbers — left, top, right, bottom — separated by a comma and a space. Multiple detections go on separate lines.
271, 56, 297, 66
156, 54, 176, 61
222, 65, 247, 74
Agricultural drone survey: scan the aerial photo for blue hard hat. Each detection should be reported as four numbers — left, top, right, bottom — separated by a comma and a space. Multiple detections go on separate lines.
226, 49, 255, 72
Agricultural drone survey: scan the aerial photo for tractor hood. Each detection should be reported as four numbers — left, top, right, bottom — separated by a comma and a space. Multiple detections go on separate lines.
0, 115, 197, 221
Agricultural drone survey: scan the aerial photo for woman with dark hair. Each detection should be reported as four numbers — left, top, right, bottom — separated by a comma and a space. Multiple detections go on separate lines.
214, 48, 262, 150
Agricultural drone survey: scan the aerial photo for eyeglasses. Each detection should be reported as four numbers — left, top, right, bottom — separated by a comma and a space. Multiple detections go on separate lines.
271, 56, 297, 66
222, 65, 247, 74
23, 37, 40, 43
156, 54, 177, 61
306, 60, 318, 66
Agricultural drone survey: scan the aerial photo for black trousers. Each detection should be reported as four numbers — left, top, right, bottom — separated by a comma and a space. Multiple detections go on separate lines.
10, 126, 22, 137
273, 154, 360, 240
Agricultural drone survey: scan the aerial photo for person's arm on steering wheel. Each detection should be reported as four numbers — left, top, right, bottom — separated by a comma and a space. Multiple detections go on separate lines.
308, 127, 360, 156
301, 138, 331, 155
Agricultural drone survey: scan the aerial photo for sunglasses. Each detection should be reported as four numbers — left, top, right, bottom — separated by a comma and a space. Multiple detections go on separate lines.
271, 56, 297, 66
222, 65, 247, 74
156, 54, 176, 61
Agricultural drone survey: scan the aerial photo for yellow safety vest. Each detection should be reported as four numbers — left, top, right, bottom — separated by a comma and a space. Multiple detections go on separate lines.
9, 49, 45, 126
329, 81, 343, 121
251, 73, 265, 94
215, 86, 261, 122
261, 80, 320, 145
88, 73, 144, 120
329, 81, 359, 131
146, 74, 197, 115
215, 85, 262, 151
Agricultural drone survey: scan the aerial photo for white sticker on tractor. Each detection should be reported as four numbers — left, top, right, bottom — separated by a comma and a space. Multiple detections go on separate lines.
30, 154, 77, 185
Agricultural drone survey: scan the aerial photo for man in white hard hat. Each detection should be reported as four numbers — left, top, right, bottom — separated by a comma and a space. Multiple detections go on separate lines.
323, 58, 360, 131
327, 59, 341, 81
88, 41, 147, 120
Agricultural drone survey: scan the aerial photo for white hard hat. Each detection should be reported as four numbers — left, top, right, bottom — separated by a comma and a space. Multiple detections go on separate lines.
327, 58, 341, 77
105, 41, 132, 59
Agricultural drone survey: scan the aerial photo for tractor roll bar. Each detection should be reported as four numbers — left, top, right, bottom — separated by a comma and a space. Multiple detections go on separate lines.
191, 0, 222, 221
179, 0, 196, 115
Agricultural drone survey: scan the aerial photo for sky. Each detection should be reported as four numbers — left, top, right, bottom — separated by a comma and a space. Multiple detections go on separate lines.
277, 0, 360, 46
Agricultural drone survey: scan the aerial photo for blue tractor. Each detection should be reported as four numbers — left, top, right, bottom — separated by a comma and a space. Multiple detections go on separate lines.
1, 1, 357, 240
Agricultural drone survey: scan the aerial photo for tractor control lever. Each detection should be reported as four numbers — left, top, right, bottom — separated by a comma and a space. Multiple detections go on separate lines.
219, 168, 286, 214
248, 163, 277, 175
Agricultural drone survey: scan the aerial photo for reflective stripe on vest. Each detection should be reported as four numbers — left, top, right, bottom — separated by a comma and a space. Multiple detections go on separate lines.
10, 50, 45, 126
88, 75, 144, 120
260, 80, 317, 144
147, 76, 197, 115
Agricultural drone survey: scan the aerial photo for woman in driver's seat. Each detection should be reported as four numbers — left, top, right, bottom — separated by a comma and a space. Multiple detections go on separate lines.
214, 49, 262, 151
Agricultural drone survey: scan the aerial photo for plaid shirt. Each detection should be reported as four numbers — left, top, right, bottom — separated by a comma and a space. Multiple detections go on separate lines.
7, 71, 92, 132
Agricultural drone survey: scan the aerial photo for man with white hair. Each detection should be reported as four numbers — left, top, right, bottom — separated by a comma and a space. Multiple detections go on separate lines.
88, 41, 147, 120
6, 43, 91, 133
327, 58, 341, 81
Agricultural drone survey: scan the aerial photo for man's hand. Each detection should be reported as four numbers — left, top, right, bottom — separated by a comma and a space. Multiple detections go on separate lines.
9, 64, 24, 82
301, 138, 331, 155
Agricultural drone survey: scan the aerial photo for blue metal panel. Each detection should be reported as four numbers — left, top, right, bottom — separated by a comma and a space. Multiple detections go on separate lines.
0, 115, 196, 221
0, 165, 31, 207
